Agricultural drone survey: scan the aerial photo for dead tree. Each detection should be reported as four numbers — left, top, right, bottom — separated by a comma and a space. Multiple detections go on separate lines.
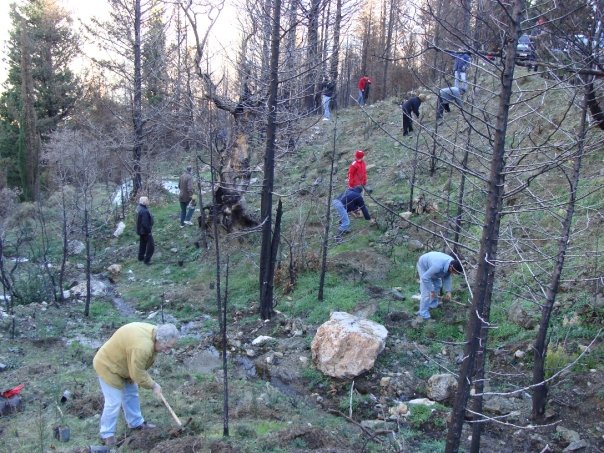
445, 1, 524, 451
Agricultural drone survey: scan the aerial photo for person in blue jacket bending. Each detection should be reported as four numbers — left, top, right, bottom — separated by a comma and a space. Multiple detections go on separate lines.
416, 251, 463, 320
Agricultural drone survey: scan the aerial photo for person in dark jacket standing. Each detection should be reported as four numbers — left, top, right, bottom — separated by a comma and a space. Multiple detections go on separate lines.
178, 166, 194, 227
136, 197, 154, 265
401, 94, 427, 136
321, 78, 336, 120
332, 186, 375, 239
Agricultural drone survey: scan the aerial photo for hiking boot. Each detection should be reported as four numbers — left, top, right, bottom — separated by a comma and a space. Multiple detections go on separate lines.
102, 436, 116, 446
411, 316, 431, 328
132, 422, 156, 430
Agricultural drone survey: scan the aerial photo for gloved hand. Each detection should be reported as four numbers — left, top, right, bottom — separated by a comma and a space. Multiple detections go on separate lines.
443, 292, 452, 302
152, 382, 162, 398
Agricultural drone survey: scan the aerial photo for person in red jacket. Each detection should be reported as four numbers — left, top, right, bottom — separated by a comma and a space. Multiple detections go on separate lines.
348, 150, 367, 189
357, 75, 372, 106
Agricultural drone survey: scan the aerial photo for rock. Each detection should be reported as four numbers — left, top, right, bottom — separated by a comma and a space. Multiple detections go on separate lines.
113, 221, 126, 237
380, 377, 391, 387
0, 363, 7, 372
107, 264, 122, 279
483, 396, 522, 415
299, 356, 309, 365
311, 312, 388, 379
388, 402, 408, 418
411, 294, 421, 302
62, 290, 71, 300
426, 373, 458, 402
398, 211, 412, 220
563, 440, 588, 452
361, 419, 394, 430
67, 240, 85, 255
252, 335, 275, 346
507, 302, 537, 329
407, 239, 424, 251
170, 248, 178, 253
408, 398, 435, 406
245, 349, 256, 357
556, 426, 581, 444
514, 350, 525, 359
70, 279, 108, 297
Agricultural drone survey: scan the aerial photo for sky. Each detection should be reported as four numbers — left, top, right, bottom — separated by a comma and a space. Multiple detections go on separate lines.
0, 0, 238, 90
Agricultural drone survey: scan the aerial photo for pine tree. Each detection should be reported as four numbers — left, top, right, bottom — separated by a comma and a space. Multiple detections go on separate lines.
0, 0, 80, 198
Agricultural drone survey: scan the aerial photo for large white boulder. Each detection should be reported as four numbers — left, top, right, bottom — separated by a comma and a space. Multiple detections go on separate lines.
311, 312, 388, 379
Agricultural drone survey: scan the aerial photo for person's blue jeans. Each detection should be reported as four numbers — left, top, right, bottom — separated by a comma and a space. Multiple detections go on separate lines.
185, 207, 195, 222
179, 201, 188, 225
332, 199, 350, 234
454, 71, 467, 91
358, 89, 365, 106
417, 264, 442, 319
98, 377, 144, 440
322, 95, 331, 119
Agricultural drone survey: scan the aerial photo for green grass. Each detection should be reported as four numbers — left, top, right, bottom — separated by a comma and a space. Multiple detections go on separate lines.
280, 272, 367, 324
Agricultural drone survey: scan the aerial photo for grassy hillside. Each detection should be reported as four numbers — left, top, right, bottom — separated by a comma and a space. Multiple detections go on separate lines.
1, 66, 603, 452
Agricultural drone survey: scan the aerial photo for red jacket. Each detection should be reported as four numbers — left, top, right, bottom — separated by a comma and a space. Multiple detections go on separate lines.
348, 159, 367, 188
358, 76, 371, 91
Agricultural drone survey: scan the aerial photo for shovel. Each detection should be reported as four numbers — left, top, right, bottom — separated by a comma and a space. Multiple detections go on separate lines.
159, 393, 182, 427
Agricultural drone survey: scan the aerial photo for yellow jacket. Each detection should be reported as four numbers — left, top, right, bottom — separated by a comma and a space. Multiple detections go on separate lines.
93, 322, 157, 389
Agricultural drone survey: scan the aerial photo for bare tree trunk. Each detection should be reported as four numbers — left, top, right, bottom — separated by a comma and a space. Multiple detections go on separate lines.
259, 0, 282, 321
329, 0, 342, 81
132, 0, 143, 196
84, 207, 91, 317
446, 1, 524, 451
305, 0, 321, 113
532, 83, 589, 420
222, 257, 230, 436
380, 0, 396, 99
58, 186, 68, 301
319, 121, 338, 301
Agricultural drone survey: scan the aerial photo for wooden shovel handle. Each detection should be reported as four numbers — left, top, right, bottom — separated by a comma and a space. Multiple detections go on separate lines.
160, 393, 182, 427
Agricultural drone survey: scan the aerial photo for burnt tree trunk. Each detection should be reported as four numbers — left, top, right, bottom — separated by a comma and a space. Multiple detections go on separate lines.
132, 0, 143, 196
445, 1, 523, 452
259, 0, 282, 320
532, 83, 588, 420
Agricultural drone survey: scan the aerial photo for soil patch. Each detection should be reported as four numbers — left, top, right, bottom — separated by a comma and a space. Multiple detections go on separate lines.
275, 426, 338, 450
65, 393, 103, 419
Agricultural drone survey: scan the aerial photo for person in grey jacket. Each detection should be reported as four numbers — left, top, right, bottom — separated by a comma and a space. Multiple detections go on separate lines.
416, 251, 462, 320
437, 86, 465, 121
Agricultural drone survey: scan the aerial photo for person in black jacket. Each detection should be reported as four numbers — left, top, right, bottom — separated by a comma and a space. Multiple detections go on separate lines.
321, 78, 336, 120
136, 197, 154, 265
401, 94, 426, 136
332, 186, 375, 239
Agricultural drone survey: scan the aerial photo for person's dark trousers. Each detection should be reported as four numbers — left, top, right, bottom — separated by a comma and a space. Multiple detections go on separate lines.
138, 234, 154, 263
436, 98, 450, 120
403, 111, 413, 135
179, 201, 188, 226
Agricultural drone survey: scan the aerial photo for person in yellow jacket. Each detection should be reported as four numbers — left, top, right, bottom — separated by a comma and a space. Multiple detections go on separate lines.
93, 322, 179, 446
